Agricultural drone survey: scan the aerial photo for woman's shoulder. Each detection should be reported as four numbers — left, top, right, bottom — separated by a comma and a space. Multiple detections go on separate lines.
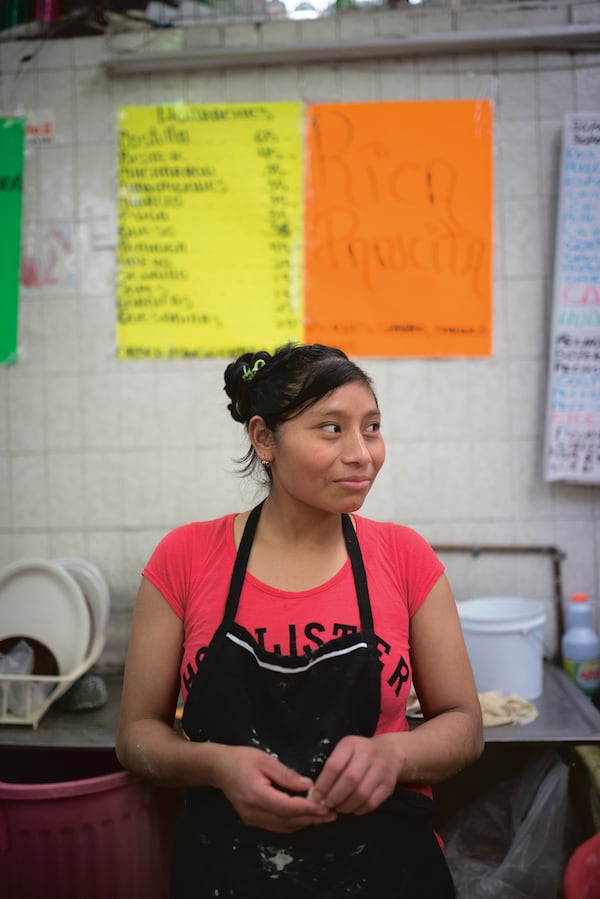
148, 512, 237, 561
354, 515, 433, 548
355, 516, 443, 609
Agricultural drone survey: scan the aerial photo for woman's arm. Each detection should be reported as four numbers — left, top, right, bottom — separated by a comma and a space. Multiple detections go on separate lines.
395, 571, 485, 781
116, 577, 336, 832
310, 574, 484, 813
116, 576, 201, 787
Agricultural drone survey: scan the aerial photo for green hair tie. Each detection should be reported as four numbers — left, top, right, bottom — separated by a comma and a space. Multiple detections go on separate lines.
242, 358, 266, 382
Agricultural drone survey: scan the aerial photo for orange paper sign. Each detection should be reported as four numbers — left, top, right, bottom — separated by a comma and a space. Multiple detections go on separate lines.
304, 100, 493, 357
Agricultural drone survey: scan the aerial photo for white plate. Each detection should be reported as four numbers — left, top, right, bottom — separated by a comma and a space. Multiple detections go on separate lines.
0, 559, 91, 675
55, 558, 110, 649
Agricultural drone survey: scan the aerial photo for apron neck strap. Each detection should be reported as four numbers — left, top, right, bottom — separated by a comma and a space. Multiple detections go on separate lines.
341, 512, 375, 635
223, 500, 264, 620
224, 502, 374, 635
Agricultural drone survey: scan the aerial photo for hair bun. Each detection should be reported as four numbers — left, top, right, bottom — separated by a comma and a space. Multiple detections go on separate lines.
224, 351, 271, 423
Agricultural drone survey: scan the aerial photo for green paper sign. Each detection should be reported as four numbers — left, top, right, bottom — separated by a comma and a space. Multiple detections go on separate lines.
0, 117, 25, 365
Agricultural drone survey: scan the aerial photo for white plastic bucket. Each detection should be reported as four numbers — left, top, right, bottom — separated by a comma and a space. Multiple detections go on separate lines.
458, 597, 546, 701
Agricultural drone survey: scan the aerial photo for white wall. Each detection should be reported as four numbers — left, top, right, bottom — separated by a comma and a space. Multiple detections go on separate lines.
1, 0, 599, 668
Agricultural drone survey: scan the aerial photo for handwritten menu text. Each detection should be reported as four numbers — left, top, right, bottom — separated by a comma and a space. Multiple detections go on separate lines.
117, 103, 304, 358
304, 100, 493, 357
544, 114, 600, 483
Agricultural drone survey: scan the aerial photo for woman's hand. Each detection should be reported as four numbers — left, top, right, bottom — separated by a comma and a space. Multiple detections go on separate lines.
309, 733, 399, 815
210, 745, 338, 833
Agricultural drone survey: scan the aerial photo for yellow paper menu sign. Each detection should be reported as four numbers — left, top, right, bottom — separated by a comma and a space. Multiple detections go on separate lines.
117, 103, 304, 358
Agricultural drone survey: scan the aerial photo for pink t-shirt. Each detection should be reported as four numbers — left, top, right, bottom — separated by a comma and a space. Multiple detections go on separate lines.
143, 512, 444, 738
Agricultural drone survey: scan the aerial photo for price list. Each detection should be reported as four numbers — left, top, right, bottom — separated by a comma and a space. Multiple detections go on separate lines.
117, 103, 304, 359
544, 114, 600, 483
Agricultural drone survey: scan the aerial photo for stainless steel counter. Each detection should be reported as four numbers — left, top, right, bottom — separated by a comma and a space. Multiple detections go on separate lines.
0, 665, 599, 749
482, 664, 600, 744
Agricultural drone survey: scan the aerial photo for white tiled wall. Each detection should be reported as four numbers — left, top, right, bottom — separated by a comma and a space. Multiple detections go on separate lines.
1, 0, 599, 668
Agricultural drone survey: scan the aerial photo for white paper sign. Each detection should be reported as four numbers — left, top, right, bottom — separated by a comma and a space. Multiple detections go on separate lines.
544, 114, 600, 484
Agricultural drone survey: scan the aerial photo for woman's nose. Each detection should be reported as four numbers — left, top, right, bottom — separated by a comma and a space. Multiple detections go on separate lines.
341, 431, 370, 462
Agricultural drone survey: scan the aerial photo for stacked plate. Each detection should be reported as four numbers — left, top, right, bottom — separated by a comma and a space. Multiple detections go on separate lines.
55, 558, 111, 659
0, 557, 110, 677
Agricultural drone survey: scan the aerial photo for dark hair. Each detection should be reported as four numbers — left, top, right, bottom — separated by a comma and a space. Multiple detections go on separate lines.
224, 343, 376, 479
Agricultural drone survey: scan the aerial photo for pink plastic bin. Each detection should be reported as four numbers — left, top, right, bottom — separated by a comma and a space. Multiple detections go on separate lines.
0, 748, 179, 899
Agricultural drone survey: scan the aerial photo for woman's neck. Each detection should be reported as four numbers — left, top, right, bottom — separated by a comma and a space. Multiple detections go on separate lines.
258, 494, 349, 549
235, 495, 353, 592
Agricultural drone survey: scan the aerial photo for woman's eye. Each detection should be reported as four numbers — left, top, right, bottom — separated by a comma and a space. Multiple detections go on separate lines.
321, 423, 340, 433
366, 421, 381, 433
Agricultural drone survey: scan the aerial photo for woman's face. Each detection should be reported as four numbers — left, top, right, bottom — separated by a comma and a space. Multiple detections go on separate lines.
268, 380, 385, 515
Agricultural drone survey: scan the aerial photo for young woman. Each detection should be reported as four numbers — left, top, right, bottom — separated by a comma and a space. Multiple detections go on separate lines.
116, 343, 483, 898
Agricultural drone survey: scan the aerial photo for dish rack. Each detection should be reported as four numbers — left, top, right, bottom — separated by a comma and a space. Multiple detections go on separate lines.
0, 635, 106, 729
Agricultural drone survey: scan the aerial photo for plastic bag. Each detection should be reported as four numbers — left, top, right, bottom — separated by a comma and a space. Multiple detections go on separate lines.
441, 750, 569, 899
0, 639, 51, 717
0, 639, 34, 716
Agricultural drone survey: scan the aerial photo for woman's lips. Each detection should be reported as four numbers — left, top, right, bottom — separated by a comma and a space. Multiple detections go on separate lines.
335, 478, 371, 490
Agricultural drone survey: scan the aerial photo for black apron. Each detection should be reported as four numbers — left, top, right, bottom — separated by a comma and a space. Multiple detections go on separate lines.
171, 503, 455, 898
